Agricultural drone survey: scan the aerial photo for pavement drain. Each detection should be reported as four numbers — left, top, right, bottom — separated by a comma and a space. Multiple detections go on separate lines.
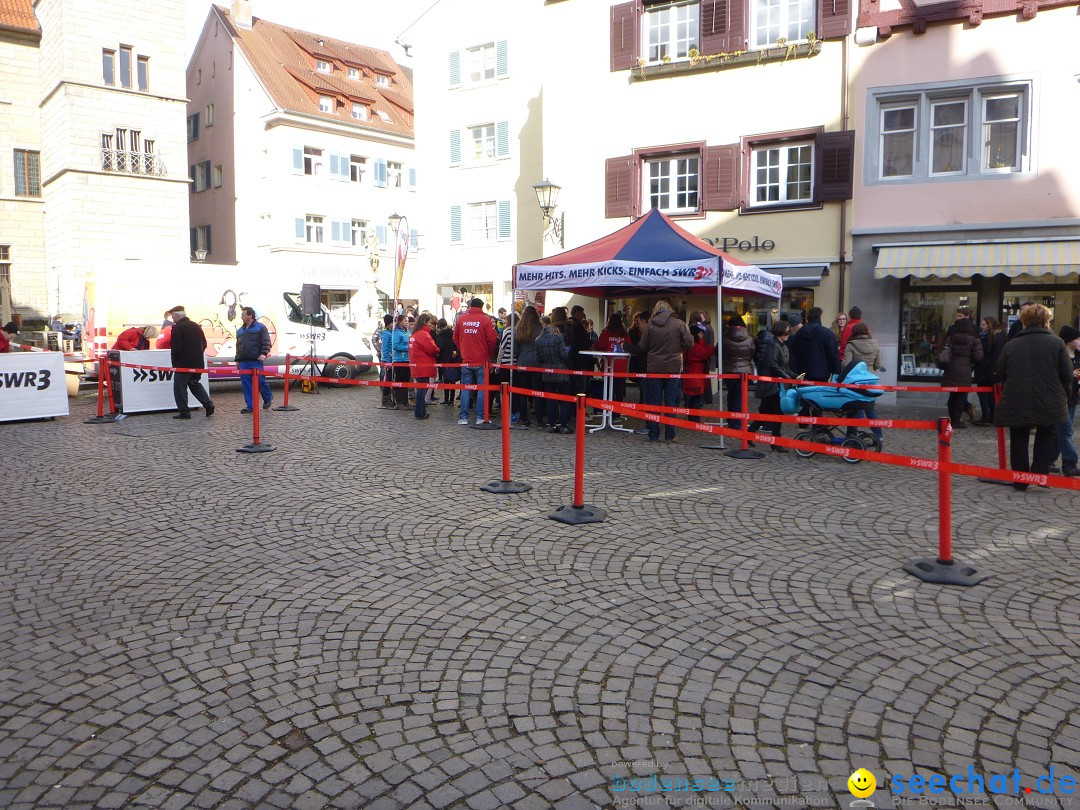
281, 729, 313, 752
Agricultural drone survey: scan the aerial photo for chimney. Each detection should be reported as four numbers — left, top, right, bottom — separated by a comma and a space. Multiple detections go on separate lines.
233, 0, 252, 29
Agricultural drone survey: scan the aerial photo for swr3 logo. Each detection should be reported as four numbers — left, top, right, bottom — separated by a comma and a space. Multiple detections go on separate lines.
0, 370, 51, 391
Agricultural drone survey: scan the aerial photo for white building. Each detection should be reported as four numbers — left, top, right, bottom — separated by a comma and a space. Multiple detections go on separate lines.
1, 0, 189, 325
187, 1, 420, 334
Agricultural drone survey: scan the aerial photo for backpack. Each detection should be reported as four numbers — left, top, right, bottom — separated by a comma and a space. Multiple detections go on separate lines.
753, 330, 769, 373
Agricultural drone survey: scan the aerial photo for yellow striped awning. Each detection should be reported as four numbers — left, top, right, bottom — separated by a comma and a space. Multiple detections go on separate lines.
874, 240, 1080, 279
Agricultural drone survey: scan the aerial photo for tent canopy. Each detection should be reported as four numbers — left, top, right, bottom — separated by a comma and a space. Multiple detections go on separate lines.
514, 209, 782, 299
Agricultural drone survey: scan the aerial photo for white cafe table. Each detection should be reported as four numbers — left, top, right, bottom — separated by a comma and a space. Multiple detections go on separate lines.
580, 350, 635, 434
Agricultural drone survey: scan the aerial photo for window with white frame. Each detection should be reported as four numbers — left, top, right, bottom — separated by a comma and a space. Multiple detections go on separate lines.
751, 0, 814, 49
467, 43, 495, 82
304, 146, 323, 175
643, 1, 699, 64
349, 155, 366, 183
351, 103, 367, 120
376, 110, 392, 123
645, 154, 699, 214
871, 81, 1029, 182
319, 95, 333, 113
387, 161, 403, 188
193, 225, 211, 254
119, 46, 132, 88
305, 215, 324, 244
750, 141, 813, 206
468, 202, 498, 242
137, 56, 149, 92
317, 60, 331, 73
376, 74, 390, 86
194, 162, 210, 192
471, 124, 495, 161
347, 67, 359, 80
351, 219, 368, 247
102, 49, 115, 85
204, 103, 215, 127
213, 165, 223, 188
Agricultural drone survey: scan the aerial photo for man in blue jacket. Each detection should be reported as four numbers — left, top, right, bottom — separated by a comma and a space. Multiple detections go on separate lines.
236, 306, 273, 413
378, 313, 394, 408
788, 306, 840, 382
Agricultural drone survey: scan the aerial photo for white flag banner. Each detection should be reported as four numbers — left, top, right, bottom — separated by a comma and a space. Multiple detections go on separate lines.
721, 262, 784, 298
515, 259, 720, 290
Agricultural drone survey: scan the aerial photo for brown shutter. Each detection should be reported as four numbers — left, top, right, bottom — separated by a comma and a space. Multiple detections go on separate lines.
814, 130, 855, 202
701, 0, 747, 53
818, 0, 852, 39
606, 155, 635, 218
610, 2, 640, 71
702, 144, 740, 211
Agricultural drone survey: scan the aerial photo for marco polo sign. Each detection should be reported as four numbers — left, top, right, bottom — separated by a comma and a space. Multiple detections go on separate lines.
703, 236, 776, 253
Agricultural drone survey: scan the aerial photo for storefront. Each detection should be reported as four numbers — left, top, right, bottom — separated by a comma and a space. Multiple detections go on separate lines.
439, 282, 494, 323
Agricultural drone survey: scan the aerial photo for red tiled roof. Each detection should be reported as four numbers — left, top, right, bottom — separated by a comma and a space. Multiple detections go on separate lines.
0, 0, 39, 35
214, 5, 412, 137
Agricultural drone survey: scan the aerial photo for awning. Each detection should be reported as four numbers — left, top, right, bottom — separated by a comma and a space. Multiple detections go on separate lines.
874, 240, 1080, 279
757, 263, 829, 288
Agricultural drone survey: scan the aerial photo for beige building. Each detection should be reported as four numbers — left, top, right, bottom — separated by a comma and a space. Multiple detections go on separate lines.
0, 0, 190, 326
188, 1, 418, 334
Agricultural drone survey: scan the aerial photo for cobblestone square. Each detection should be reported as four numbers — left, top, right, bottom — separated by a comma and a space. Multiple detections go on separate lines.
1, 384, 1078, 809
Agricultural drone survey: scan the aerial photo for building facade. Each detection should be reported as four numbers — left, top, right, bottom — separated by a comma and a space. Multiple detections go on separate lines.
850, 0, 1080, 392
188, 1, 419, 334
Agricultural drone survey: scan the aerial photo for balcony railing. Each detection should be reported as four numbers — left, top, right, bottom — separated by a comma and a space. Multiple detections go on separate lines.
101, 149, 168, 177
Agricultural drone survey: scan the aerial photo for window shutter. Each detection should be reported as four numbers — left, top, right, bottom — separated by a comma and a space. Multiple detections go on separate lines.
495, 40, 509, 77
450, 205, 462, 243
818, 0, 852, 39
295, 217, 305, 242
192, 113, 200, 139
610, 1, 640, 72
376, 225, 387, 247
292, 147, 303, 174
449, 50, 461, 87
410, 228, 418, 249
330, 154, 339, 176
702, 144, 740, 211
814, 130, 855, 202
189, 164, 196, 189
450, 129, 461, 165
374, 158, 387, 188
497, 200, 511, 240
190, 228, 196, 256
701, 0, 747, 53
202, 161, 211, 187
605, 155, 635, 219
331, 221, 341, 242
408, 168, 417, 190
496, 121, 510, 158
205, 226, 211, 255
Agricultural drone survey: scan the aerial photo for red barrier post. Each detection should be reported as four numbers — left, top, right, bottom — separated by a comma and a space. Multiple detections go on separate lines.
549, 394, 606, 523
479, 383, 531, 494
723, 373, 765, 459
994, 383, 1005, 470
474, 361, 498, 430
85, 354, 113, 423
276, 353, 298, 411
104, 356, 117, 415
238, 368, 275, 453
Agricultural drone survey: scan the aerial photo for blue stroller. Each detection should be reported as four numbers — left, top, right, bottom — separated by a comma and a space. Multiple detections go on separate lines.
779, 361, 885, 463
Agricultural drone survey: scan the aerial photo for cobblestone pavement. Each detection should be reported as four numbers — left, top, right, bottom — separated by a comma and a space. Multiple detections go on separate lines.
2, 381, 1078, 810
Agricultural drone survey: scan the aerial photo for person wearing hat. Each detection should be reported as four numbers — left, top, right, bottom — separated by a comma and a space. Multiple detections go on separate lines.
0, 321, 18, 353
167, 306, 215, 419
1050, 324, 1080, 476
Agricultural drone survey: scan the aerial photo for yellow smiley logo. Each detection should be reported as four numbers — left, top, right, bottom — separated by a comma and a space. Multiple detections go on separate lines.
848, 768, 877, 798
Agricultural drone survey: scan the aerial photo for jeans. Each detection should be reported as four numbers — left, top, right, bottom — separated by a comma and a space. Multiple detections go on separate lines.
1009, 425, 1057, 489
1051, 402, 1078, 468
414, 377, 430, 418
725, 378, 744, 430
238, 360, 272, 409
173, 371, 212, 414
643, 377, 681, 440
459, 365, 486, 421
846, 405, 884, 441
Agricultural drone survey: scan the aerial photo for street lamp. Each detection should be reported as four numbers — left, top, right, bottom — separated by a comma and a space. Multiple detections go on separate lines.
387, 212, 403, 234
194, 249, 207, 263
532, 179, 564, 248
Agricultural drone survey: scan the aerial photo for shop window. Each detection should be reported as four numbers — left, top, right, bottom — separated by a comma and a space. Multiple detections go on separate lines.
899, 289, 978, 379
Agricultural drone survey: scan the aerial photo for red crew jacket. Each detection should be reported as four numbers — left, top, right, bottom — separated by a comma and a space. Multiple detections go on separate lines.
452, 306, 498, 365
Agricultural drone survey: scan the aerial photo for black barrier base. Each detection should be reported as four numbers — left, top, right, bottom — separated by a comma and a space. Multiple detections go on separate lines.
903, 557, 992, 586
472, 421, 499, 431
479, 480, 533, 494
274, 404, 299, 412
549, 504, 607, 524
978, 477, 1014, 486
85, 414, 118, 424
724, 447, 766, 459
237, 443, 276, 454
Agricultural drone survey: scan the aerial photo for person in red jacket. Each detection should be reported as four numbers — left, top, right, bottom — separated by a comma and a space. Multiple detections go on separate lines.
683, 326, 715, 421
0, 321, 17, 353
837, 305, 863, 363
408, 313, 439, 420
452, 297, 498, 425
112, 325, 158, 351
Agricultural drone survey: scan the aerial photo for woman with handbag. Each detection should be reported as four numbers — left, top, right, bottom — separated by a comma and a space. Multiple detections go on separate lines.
938, 318, 983, 428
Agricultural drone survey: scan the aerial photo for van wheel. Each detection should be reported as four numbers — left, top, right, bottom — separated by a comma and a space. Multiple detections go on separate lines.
322, 353, 357, 387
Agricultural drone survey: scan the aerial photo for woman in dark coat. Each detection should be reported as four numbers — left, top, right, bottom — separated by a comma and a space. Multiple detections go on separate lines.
940, 318, 983, 428
747, 321, 793, 451
993, 304, 1074, 490
973, 316, 1007, 425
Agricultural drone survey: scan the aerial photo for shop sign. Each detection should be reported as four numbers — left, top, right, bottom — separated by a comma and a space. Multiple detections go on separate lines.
704, 236, 776, 253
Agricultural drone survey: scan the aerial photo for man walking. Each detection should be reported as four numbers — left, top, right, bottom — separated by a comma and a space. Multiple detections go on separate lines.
453, 297, 498, 425
168, 306, 214, 419
788, 307, 840, 382
236, 306, 272, 413
638, 300, 693, 443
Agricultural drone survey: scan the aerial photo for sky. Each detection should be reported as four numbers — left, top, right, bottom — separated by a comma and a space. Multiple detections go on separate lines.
184, 0, 433, 64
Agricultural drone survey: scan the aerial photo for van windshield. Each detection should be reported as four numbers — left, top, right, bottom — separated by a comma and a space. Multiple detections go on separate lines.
283, 292, 335, 330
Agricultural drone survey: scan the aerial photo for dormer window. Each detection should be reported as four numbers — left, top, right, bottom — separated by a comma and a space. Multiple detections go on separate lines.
319, 95, 333, 113
316, 60, 331, 73
376, 74, 390, 87
377, 110, 392, 123
348, 67, 359, 80
351, 103, 367, 120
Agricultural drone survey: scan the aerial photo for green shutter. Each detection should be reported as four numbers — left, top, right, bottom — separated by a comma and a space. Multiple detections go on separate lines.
450, 205, 462, 243
449, 50, 461, 87
450, 129, 461, 165
497, 200, 511, 240
496, 121, 509, 158
495, 41, 509, 77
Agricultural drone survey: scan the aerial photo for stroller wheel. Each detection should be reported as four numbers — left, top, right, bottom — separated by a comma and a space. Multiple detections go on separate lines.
858, 431, 882, 453
793, 431, 818, 458
840, 436, 865, 464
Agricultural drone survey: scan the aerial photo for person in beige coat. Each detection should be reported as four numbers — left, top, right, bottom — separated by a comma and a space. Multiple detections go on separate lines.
842, 323, 882, 371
